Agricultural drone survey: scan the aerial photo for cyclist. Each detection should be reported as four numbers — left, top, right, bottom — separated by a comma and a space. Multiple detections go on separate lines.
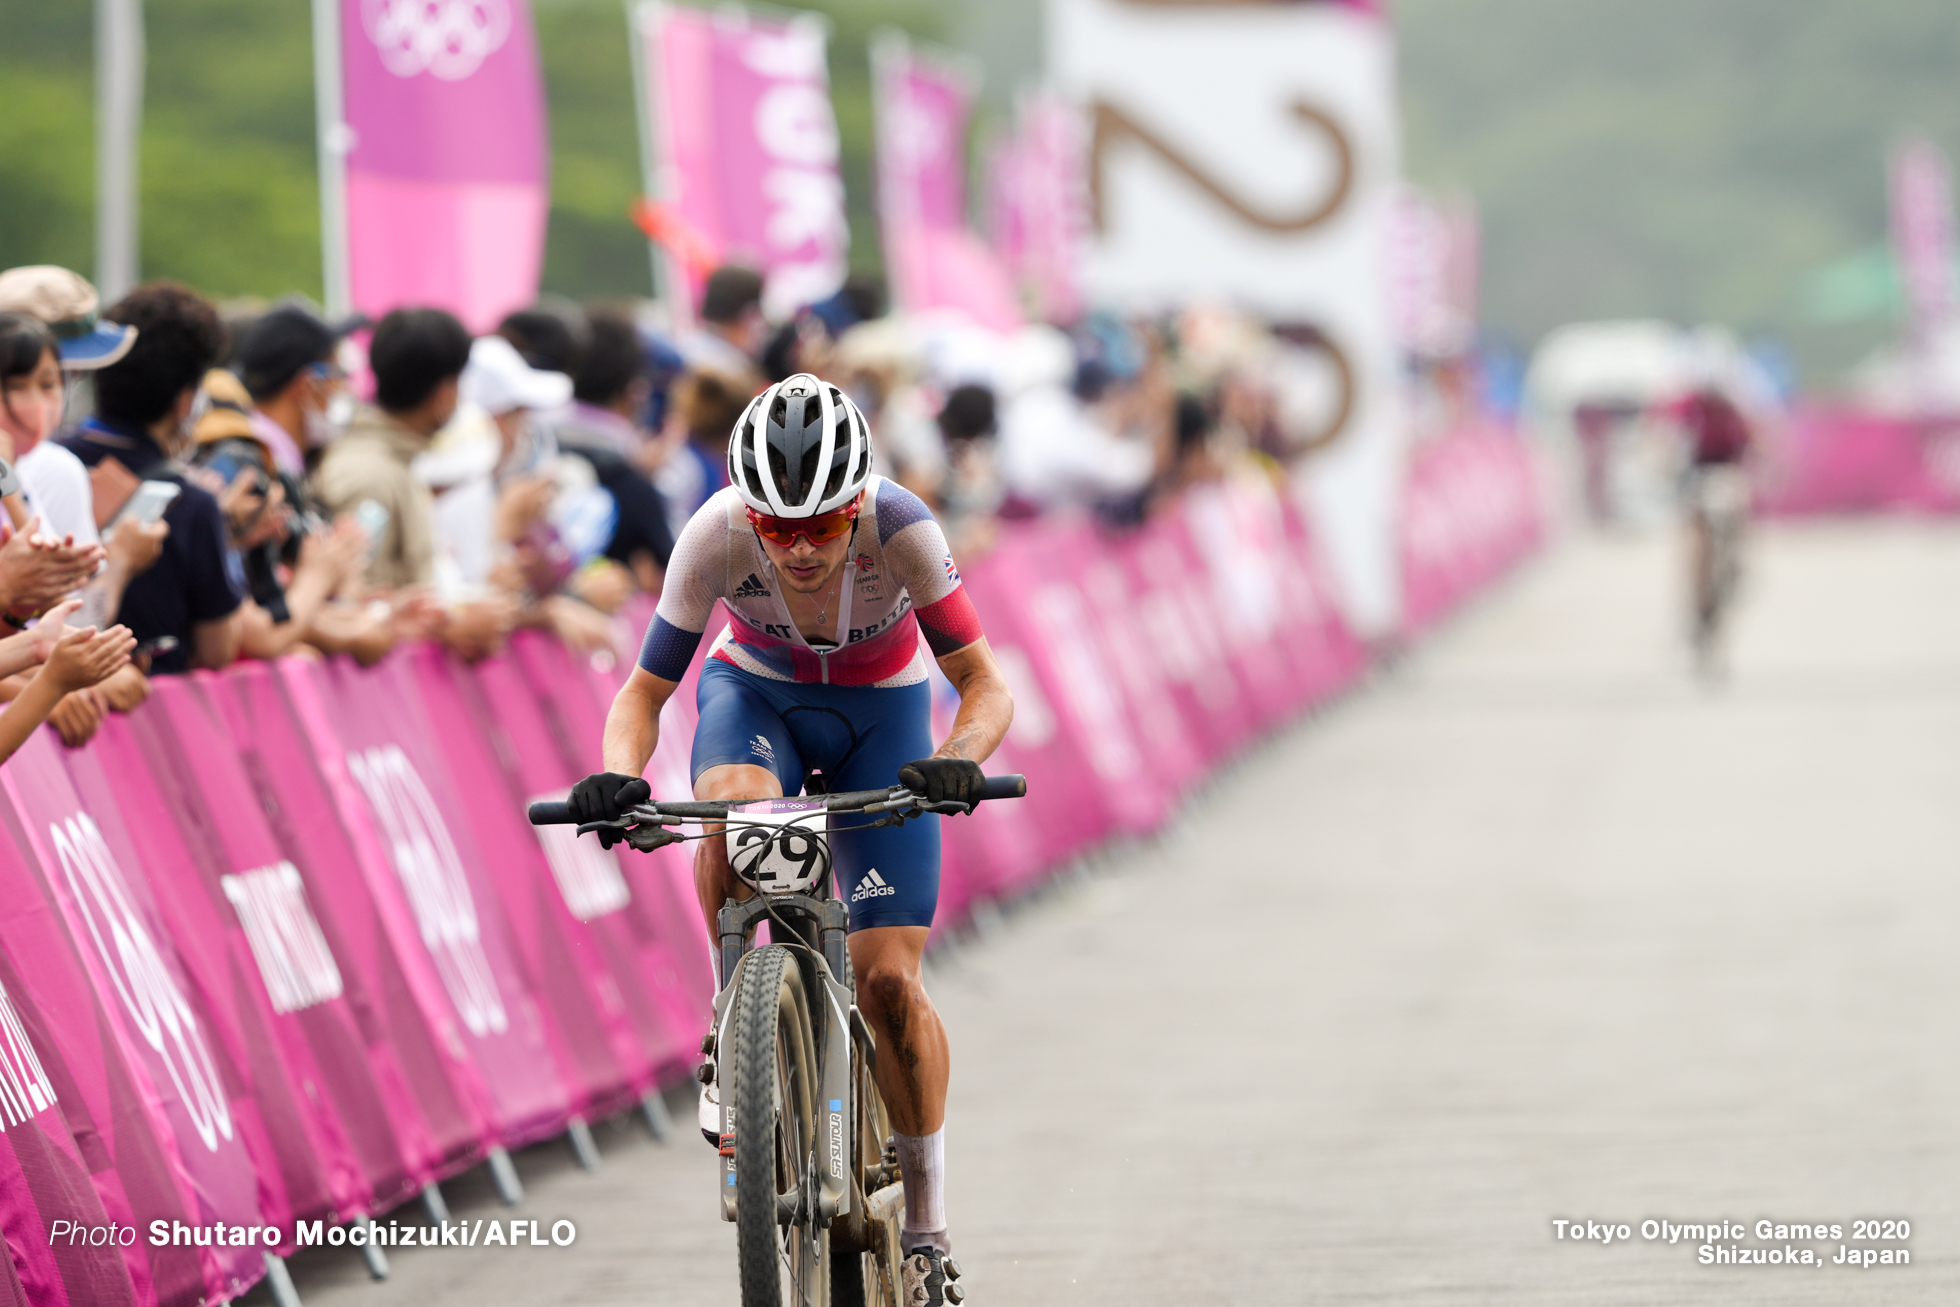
1667, 382, 1753, 668
570, 373, 1011, 1304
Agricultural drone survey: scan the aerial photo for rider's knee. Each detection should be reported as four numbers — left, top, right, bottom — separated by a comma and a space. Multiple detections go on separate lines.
860, 961, 921, 1017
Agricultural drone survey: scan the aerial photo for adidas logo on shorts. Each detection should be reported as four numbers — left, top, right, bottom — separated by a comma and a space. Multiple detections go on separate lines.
850, 869, 897, 903
734, 572, 770, 598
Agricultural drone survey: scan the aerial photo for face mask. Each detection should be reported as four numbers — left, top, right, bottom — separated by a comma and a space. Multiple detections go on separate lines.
308, 392, 356, 447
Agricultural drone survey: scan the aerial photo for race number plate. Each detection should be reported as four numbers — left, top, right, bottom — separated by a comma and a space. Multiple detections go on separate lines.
725, 799, 829, 894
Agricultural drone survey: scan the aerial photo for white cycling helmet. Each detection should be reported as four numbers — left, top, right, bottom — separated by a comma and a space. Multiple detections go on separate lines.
726, 372, 873, 518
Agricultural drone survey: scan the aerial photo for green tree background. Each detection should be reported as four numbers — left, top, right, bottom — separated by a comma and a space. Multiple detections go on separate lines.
0, 0, 1952, 378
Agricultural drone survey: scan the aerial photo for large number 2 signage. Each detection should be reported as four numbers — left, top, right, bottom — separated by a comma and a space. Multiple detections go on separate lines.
1090, 98, 1353, 237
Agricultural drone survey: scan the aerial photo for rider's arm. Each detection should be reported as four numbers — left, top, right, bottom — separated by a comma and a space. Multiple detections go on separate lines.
932, 637, 1013, 766
602, 666, 681, 777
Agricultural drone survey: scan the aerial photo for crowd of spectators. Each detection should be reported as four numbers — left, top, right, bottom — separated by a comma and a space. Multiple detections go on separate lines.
0, 257, 1350, 755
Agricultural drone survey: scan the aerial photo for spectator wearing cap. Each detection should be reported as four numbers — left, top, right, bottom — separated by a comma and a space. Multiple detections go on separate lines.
312, 307, 470, 590
236, 302, 361, 477
0, 267, 163, 599
0, 313, 163, 640
680, 265, 768, 382
58, 283, 246, 674
191, 370, 376, 663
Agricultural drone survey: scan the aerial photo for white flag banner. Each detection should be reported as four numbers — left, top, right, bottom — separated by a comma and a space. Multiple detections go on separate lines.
1049, 0, 1406, 635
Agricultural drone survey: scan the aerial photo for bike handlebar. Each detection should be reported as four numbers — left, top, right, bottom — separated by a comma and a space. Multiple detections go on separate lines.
526, 773, 1027, 827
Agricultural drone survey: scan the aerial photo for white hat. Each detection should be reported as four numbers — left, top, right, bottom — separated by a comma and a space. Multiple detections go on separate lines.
460, 334, 572, 415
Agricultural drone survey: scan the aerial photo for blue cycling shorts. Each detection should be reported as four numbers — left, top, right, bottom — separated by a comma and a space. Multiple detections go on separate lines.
692, 659, 939, 932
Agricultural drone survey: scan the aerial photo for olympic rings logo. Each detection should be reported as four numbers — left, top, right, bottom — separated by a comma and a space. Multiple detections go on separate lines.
362, 0, 511, 81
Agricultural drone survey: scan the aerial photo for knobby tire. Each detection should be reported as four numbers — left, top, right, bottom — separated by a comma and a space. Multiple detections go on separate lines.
732, 946, 829, 1306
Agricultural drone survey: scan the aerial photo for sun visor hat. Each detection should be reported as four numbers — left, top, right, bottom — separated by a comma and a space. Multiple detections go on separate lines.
460, 334, 573, 415
0, 265, 137, 370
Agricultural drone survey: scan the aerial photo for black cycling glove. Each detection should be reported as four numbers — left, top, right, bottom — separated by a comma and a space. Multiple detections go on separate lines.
899, 757, 984, 806
570, 771, 651, 823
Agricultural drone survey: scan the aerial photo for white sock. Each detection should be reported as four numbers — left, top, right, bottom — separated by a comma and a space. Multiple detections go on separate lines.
895, 1128, 949, 1253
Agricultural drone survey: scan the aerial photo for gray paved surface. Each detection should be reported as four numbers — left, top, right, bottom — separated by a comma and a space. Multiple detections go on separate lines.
267, 523, 1960, 1304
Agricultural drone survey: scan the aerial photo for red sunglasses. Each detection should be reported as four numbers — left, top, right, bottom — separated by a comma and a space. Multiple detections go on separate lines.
746, 498, 861, 548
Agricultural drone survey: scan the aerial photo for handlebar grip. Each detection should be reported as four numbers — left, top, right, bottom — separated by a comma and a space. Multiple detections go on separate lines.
978, 774, 1027, 802
527, 801, 576, 826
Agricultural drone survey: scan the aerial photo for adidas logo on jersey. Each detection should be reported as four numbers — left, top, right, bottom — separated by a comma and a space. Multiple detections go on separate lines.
850, 869, 897, 903
734, 573, 770, 599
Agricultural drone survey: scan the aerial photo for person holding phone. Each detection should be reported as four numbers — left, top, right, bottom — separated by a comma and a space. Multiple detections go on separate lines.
57, 283, 245, 674
0, 310, 166, 629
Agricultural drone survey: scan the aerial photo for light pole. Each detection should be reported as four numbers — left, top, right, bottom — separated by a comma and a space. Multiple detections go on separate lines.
312, 0, 353, 320
95, 0, 144, 302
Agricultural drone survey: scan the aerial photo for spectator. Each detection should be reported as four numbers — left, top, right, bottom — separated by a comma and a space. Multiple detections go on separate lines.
58, 282, 245, 673
191, 369, 377, 662
682, 265, 768, 381
236, 301, 361, 477
556, 309, 675, 589
995, 325, 1167, 516
0, 314, 154, 735
0, 273, 164, 626
0, 621, 133, 765
934, 383, 1004, 552
314, 307, 471, 589
653, 367, 750, 539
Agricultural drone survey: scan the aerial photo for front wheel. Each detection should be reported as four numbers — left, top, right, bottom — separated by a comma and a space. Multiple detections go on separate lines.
730, 945, 829, 1306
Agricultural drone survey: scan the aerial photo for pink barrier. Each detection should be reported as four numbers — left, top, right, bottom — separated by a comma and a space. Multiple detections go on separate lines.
287, 657, 570, 1149
140, 677, 428, 1221
1, 732, 264, 1306
1755, 408, 1960, 516
209, 664, 488, 1186
0, 820, 139, 1307
1400, 430, 1545, 635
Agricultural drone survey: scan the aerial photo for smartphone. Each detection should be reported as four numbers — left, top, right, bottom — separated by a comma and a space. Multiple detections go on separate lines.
353, 498, 390, 559
122, 480, 182, 525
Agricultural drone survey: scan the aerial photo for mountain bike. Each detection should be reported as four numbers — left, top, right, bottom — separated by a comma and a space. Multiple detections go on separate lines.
531, 773, 1025, 1306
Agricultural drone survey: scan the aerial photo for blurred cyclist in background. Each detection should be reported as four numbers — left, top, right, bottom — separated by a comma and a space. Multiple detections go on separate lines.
1669, 382, 1753, 673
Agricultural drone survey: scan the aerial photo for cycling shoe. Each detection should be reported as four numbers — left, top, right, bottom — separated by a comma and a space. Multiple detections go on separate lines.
902, 1246, 964, 1305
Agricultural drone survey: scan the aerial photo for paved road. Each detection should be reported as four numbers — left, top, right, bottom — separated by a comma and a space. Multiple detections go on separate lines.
268, 522, 1960, 1305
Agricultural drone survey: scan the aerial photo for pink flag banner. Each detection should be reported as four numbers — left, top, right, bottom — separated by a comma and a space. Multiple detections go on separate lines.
636, 1, 849, 322
337, 0, 551, 330
872, 33, 1019, 331
987, 93, 1086, 325
0, 732, 264, 1306
283, 657, 571, 1149
132, 678, 424, 1221
208, 664, 488, 1184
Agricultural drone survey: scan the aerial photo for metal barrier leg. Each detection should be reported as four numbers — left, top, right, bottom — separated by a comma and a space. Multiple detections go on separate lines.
421, 1182, 450, 1224
641, 1089, 674, 1143
487, 1146, 524, 1205
262, 1252, 302, 1307
566, 1116, 600, 1171
357, 1217, 389, 1280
